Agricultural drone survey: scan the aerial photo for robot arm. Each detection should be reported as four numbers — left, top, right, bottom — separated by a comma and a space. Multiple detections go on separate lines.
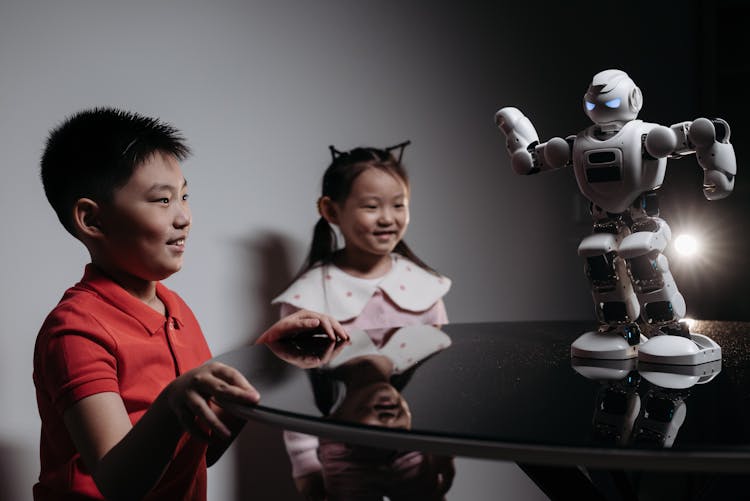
644, 118, 736, 200
495, 107, 571, 175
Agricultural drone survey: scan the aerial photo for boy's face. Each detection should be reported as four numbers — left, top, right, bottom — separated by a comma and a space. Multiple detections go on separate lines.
98, 152, 191, 282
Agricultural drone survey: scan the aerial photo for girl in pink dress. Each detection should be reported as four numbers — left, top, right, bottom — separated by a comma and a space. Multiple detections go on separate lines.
273, 142, 452, 499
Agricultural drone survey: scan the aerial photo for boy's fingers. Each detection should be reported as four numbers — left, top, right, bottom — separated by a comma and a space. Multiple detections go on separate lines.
176, 403, 210, 441
197, 368, 260, 404
186, 393, 232, 439
208, 363, 256, 392
211, 382, 260, 405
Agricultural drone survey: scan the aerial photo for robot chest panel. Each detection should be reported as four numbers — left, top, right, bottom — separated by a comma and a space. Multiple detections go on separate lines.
573, 121, 665, 214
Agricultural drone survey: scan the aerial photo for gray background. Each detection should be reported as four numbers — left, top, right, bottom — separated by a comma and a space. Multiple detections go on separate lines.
1, 1, 745, 499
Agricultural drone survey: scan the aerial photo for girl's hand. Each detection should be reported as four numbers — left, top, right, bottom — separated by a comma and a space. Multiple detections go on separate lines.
165, 361, 259, 440
267, 334, 348, 369
256, 309, 349, 344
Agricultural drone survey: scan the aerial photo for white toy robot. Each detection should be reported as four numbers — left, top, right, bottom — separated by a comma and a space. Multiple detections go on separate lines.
496, 69, 736, 364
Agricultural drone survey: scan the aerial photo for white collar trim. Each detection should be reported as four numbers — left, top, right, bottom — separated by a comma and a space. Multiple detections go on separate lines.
272, 255, 451, 322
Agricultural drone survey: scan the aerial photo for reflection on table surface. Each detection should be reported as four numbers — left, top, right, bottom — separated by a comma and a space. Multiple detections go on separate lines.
572, 357, 721, 449
278, 325, 454, 501
215, 320, 750, 473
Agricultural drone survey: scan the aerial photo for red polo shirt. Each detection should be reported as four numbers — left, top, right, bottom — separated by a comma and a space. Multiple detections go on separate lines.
33, 264, 212, 500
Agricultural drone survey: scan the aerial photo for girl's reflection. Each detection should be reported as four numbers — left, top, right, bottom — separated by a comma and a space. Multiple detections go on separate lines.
267, 325, 453, 501
326, 354, 411, 429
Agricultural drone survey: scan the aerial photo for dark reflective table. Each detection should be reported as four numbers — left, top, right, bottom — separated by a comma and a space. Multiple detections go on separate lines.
215, 321, 750, 474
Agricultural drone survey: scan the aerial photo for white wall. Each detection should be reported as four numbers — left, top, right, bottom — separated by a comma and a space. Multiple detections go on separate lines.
0, 1, 701, 499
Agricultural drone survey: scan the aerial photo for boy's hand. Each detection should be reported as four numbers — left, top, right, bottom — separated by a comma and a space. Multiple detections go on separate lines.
256, 309, 349, 344
165, 361, 259, 440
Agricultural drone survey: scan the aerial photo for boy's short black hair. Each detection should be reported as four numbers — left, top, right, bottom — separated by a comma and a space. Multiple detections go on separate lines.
41, 107, 191, 237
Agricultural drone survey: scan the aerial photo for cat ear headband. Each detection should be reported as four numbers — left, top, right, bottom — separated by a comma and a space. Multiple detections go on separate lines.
328, 140, 411, 164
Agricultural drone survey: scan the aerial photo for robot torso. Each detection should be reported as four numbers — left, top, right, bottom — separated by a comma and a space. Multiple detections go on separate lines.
572, 120, 666, 214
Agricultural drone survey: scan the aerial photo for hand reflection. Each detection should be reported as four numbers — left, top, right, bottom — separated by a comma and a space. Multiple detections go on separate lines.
266, 334, 348, 369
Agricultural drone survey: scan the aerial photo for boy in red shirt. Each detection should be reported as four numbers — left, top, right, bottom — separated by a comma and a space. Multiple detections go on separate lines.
33, 108, 347, 500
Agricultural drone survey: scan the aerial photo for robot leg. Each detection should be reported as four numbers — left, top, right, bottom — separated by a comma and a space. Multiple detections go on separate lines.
571, 358, 640, 446
632, 361, 721, 448
619, 218, 721, 364
631, 385, 687, 449
618, 217, 685, 330
571, 232, 645, 359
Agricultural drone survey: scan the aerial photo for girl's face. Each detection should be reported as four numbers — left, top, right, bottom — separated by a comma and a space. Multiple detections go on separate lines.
334, 381, 412, 429
334, 167, 409, 261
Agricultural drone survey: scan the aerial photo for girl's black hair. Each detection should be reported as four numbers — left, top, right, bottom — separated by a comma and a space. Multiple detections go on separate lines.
296, 141, 436, 278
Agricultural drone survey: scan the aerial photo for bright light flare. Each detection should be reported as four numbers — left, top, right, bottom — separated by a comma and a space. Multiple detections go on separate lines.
680, 317, 696, 330
674, 234, 700, 257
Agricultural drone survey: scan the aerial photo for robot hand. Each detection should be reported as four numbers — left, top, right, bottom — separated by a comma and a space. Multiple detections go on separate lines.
495, 107, 570, 175
689, 118, 736, 200
495, 107, 539, 175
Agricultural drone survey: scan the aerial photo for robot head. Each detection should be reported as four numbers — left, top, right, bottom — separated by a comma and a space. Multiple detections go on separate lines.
583, 69, 643, 125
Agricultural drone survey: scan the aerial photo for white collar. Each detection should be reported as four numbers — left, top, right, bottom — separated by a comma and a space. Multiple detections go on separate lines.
272, 255, 451, 322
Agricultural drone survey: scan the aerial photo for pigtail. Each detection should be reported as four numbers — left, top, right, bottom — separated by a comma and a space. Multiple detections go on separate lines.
394, 240, 438, 275
296, 217, 338, 278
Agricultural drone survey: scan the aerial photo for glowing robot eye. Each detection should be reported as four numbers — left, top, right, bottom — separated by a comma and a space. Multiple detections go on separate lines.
605, 98, 621, 108
585, 101, 596, 111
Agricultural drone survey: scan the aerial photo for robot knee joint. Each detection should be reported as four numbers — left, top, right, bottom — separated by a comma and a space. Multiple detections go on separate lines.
585, 252, 620, 290
643, 301, 678, 324
596, 301, 638, 326
627, 254, 665, 293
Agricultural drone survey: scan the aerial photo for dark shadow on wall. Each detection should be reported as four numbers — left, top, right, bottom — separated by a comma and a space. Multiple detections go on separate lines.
243, 230, 300, 340
0, 441, 35, 501
233, 231, 305, 500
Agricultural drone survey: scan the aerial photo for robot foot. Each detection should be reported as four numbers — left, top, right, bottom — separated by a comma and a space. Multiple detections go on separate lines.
571, 357, 637, 381
571, 325, 648, 360
638, 359, 722, 389
638, 324, 722, 365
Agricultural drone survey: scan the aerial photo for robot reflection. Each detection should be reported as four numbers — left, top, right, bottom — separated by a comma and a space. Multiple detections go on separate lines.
495, 69, 736, 364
